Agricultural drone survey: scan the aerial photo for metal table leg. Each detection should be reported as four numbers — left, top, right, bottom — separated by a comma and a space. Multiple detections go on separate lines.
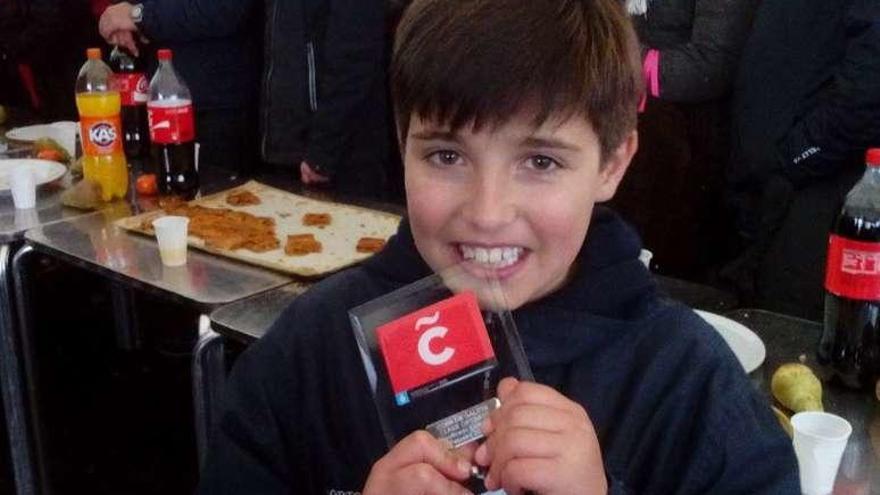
11, 244, 48, 495
110, 283, 141, 351
0, 243, 36, 495
192, 315, 226, 470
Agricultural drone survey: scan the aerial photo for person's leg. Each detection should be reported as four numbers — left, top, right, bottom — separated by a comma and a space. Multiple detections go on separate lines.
611, 100, 694, 276
333, 116, 391, 201
195, 108, 259, 178
756, 166, 863, 320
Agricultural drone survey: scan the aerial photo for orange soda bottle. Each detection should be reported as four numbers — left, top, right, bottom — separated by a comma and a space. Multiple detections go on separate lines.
75, 48, 129, 201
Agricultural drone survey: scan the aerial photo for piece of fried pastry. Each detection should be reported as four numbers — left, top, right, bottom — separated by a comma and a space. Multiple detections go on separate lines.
226, 190, 261, 206
356, 237, 386, 253
302, 212, 331, 227
285, 233, 323, 256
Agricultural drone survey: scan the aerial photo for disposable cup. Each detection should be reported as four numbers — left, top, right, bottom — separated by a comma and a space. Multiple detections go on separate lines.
791, 411, 852, 495
152, 216, 190, 267
10, 166, 36, 209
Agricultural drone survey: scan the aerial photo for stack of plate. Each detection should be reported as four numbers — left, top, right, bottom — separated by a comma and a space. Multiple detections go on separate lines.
0, 159, 66, 191
5, 121, 78, 158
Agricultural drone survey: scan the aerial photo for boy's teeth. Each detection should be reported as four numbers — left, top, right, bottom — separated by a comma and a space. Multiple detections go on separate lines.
460, 245, 523, 268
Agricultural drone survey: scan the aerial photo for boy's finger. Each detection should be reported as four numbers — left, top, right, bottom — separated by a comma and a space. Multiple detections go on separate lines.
492, 457, 557, 494
484, 427, 559, 488
498, 380, 587, 419
384, 430, 472, 481
396, 464, 473, 495
496, 377, 519, 400
492, 403, 578, 435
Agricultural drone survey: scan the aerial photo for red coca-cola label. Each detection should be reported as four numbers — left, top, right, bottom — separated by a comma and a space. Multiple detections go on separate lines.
111, 73, 148, 106
825, 234, 880, 300
147, 102, 195, 144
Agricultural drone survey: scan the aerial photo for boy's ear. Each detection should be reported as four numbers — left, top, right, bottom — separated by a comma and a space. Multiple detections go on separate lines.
596, 130, 638, 202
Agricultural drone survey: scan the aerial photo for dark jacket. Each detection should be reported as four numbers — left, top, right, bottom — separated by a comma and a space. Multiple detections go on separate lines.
631, 0, 758, 102
0, 0, 65, 110
140, 0, 392, 191
138, 0, 262, 112
198, 208, 799, 494
723, 0, 880, 317
729, 0, 880, 197
259, 0, 391, 187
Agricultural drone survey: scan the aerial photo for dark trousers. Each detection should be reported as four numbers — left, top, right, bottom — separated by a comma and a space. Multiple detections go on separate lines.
611, 99, 734, 280
753, 166, 863, 320
196, 107, 260, 176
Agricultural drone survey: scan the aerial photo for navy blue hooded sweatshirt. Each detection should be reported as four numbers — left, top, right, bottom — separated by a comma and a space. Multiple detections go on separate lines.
198, 207, 799, 494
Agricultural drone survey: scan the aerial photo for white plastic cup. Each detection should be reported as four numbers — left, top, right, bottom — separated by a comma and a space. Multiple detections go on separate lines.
10, 166, 36, 209
791, 411, 852, 495
152, 216, 190, 267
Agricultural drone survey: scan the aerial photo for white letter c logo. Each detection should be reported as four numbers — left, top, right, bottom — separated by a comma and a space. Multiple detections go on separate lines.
415, 311, 455, 366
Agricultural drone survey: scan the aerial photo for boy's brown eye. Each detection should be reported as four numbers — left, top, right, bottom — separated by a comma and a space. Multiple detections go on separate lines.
431, 150, 461, 165
530, 155, 558, 171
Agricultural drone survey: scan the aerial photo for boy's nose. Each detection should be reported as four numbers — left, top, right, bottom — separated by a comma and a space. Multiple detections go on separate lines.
462, 172, 517, 231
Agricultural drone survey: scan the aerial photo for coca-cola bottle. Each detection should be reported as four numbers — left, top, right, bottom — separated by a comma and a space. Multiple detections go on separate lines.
147, 48, 199, 199
818, 148, 880, 389
110, 46, 150, 159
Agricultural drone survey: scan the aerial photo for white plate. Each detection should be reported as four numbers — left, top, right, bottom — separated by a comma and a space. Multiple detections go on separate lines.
0, 159, 67, 190
6, 123, 54, 142
5, 121, 76, 141
696, 310, 766, 373
5, 122, 78, 158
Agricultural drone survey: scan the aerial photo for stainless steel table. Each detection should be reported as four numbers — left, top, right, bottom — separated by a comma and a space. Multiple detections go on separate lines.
9, 202, 292, 495
198, 283, 310, 466
0, 174, 97, 495
727, 309, 880, 494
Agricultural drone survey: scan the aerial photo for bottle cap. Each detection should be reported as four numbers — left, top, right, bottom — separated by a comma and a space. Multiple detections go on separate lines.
157, 49, 173, 61
86, 48, 102, 60
867, 148, 880, 167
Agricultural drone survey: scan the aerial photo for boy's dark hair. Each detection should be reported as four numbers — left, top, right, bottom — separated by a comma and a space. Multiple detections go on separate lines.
391, 0, 642, 161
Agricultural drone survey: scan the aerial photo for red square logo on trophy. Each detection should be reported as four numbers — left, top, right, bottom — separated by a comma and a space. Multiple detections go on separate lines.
376, 292, 496, 399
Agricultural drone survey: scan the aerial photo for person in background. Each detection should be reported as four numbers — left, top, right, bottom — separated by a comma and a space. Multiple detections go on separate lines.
100, 0, 396, 200
0, 0, 80, 121
724, 0, 880, 320
257, 0, 394, 200
611, 0, 758, 280
98, 0, 263, 177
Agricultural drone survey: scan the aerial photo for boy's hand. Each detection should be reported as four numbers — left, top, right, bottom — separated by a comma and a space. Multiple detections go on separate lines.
363, 430, 475, 495
475, 378, 608, 495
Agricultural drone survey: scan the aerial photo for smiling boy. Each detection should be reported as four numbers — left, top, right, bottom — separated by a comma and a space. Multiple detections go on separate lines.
198, 0, 799, 493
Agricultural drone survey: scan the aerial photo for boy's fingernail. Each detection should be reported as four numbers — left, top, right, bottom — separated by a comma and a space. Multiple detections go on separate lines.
481, 417, 492, 433
457, 458, 471, 475
475, 443, 487, 463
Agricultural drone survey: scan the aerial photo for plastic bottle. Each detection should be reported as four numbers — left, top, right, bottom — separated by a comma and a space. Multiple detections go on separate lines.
110, 46, 150, 159
818, 148, 880, 389
75, 48, 129, 201
147, 49, 199, 199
